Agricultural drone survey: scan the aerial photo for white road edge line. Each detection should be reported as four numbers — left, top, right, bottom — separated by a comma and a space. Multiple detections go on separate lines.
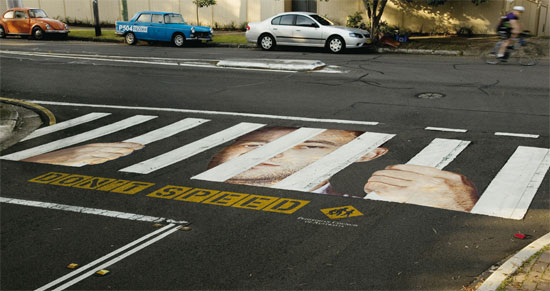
425, 127, 467, 133
476, 232, 550, 291
35, 224, 178, 291
495, 132, 540, 139
52, 226, 181, 291
0, 197, 187, 224
26, 100, 380, 126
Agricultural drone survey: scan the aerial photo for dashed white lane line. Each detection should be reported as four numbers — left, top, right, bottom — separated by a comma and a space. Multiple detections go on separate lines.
477, 232, 550, 291
495, 132, 540, 139
0, 197, 188, 224
26, 100, 380, 126
425, 127, 467, 133
35, 224, 179, 291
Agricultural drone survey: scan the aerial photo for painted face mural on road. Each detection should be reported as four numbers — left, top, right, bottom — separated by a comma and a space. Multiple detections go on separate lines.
22, 126, 479, 212
207, 126, 479, 212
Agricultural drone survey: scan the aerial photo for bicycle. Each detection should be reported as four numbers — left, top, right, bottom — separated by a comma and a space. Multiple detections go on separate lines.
483, 31, 538, 66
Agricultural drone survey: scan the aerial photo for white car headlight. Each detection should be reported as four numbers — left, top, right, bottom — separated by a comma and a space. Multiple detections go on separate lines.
191, 27, 195, 34
210, 27, 214, 34
65, 24, 69, 30
45, 24, 51, 30
349, 32, 363, 38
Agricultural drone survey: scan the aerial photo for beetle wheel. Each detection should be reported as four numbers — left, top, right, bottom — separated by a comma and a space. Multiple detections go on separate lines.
0, 26, 5, 38
32, 27, 44, 40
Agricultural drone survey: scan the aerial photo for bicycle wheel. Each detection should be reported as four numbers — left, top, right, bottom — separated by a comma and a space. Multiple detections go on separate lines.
518, 43, 538, 66
482, 48, 500, 64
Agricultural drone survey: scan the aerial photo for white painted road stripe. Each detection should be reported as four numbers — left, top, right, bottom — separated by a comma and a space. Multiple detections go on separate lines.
1, 115, 157, 161
35, 224, 178, 291
273, 132, 395, 192
365, 138, 470, 201
120, 122, 266, 174
25, 100, 380, 126
477, 232, 550, 291
192, 127, 326, 182
52, 225, 180, 291
21, 112, 111, 141
123, 118, 209, 145
425, 126, 468, 133
0, 197, 187, 224
406, 138, 470, 169
471, 146, 550, 220
495, 132, 540, 139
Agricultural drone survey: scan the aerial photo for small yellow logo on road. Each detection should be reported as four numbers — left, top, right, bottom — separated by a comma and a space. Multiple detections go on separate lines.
321, 206, 363, 219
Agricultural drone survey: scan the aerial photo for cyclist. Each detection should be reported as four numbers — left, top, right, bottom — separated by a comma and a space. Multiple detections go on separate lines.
496, 6, 525, 60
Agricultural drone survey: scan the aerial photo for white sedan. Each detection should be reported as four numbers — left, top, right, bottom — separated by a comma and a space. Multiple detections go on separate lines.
246, 12, 372, 53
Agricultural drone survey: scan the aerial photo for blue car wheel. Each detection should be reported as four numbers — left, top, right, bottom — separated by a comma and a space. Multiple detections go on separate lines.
172, 33, 185, 47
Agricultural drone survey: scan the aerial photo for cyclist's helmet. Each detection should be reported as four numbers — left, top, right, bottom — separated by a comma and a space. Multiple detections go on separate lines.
513, 6, 525, 12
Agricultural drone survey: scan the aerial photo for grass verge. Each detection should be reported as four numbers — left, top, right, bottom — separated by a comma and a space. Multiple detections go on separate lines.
69, 30, 120, 41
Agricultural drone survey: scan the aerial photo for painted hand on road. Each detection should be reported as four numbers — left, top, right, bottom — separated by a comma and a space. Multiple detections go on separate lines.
364, 164, 478, 212
23, 142, 144, 167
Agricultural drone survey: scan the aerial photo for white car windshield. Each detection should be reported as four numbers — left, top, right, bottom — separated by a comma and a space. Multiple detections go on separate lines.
310, 14, 333, 26
29, 9, 48, 18
165, 14, 186, 24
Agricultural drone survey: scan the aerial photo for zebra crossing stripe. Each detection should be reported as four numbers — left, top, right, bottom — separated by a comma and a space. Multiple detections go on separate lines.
471, 146, 550, 220
273, 132, 395, 192
120, 122, 266, 174
406, 138, 470, 169
0, 115, 157, 161
123, 118, 209, 145
365, 138, 470, 201
191, 127, 327, 182
21, 112, 112, 141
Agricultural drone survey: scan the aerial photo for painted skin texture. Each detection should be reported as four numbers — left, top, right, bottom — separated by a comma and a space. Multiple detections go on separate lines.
22, 127, 478, 212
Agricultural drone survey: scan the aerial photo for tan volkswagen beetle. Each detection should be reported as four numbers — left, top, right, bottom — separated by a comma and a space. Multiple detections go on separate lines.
0, 7, 69, 39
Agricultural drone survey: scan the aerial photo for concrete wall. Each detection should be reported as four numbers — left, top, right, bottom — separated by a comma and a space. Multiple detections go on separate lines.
3, 0, 547, 36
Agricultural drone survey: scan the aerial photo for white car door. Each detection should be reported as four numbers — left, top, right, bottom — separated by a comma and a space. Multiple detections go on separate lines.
271, 14, 295, 45
293, 15, 323, 46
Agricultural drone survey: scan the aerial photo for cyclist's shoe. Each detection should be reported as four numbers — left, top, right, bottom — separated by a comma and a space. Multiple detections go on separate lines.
498, 56, 508, 62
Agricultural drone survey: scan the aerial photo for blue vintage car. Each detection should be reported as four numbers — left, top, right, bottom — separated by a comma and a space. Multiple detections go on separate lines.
115, 11, 213, 47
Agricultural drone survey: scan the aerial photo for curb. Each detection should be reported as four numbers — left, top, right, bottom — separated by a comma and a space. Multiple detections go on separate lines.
0, 97, 56, 126
477, 232, 550, 290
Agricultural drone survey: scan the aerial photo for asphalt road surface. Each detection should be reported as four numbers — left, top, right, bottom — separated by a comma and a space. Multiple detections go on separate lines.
1, 38, 549, 290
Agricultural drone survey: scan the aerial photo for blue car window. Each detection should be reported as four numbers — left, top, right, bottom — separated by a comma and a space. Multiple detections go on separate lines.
151, 14, 163, 23
135, 13, 151, 23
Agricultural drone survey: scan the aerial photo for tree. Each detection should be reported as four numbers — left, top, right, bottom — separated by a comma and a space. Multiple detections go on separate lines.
193, 0, 216, 26
361, 0, 488, 41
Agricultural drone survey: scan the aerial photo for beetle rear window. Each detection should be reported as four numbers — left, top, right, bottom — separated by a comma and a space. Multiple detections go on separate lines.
3, 11, 14, 19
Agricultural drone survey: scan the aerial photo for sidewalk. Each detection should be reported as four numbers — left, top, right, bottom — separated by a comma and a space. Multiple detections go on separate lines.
474, 233, 550, 291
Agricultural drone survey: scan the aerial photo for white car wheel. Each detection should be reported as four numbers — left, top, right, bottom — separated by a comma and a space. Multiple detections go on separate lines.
328, 36, 344, 53
259, 34, 275, 50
